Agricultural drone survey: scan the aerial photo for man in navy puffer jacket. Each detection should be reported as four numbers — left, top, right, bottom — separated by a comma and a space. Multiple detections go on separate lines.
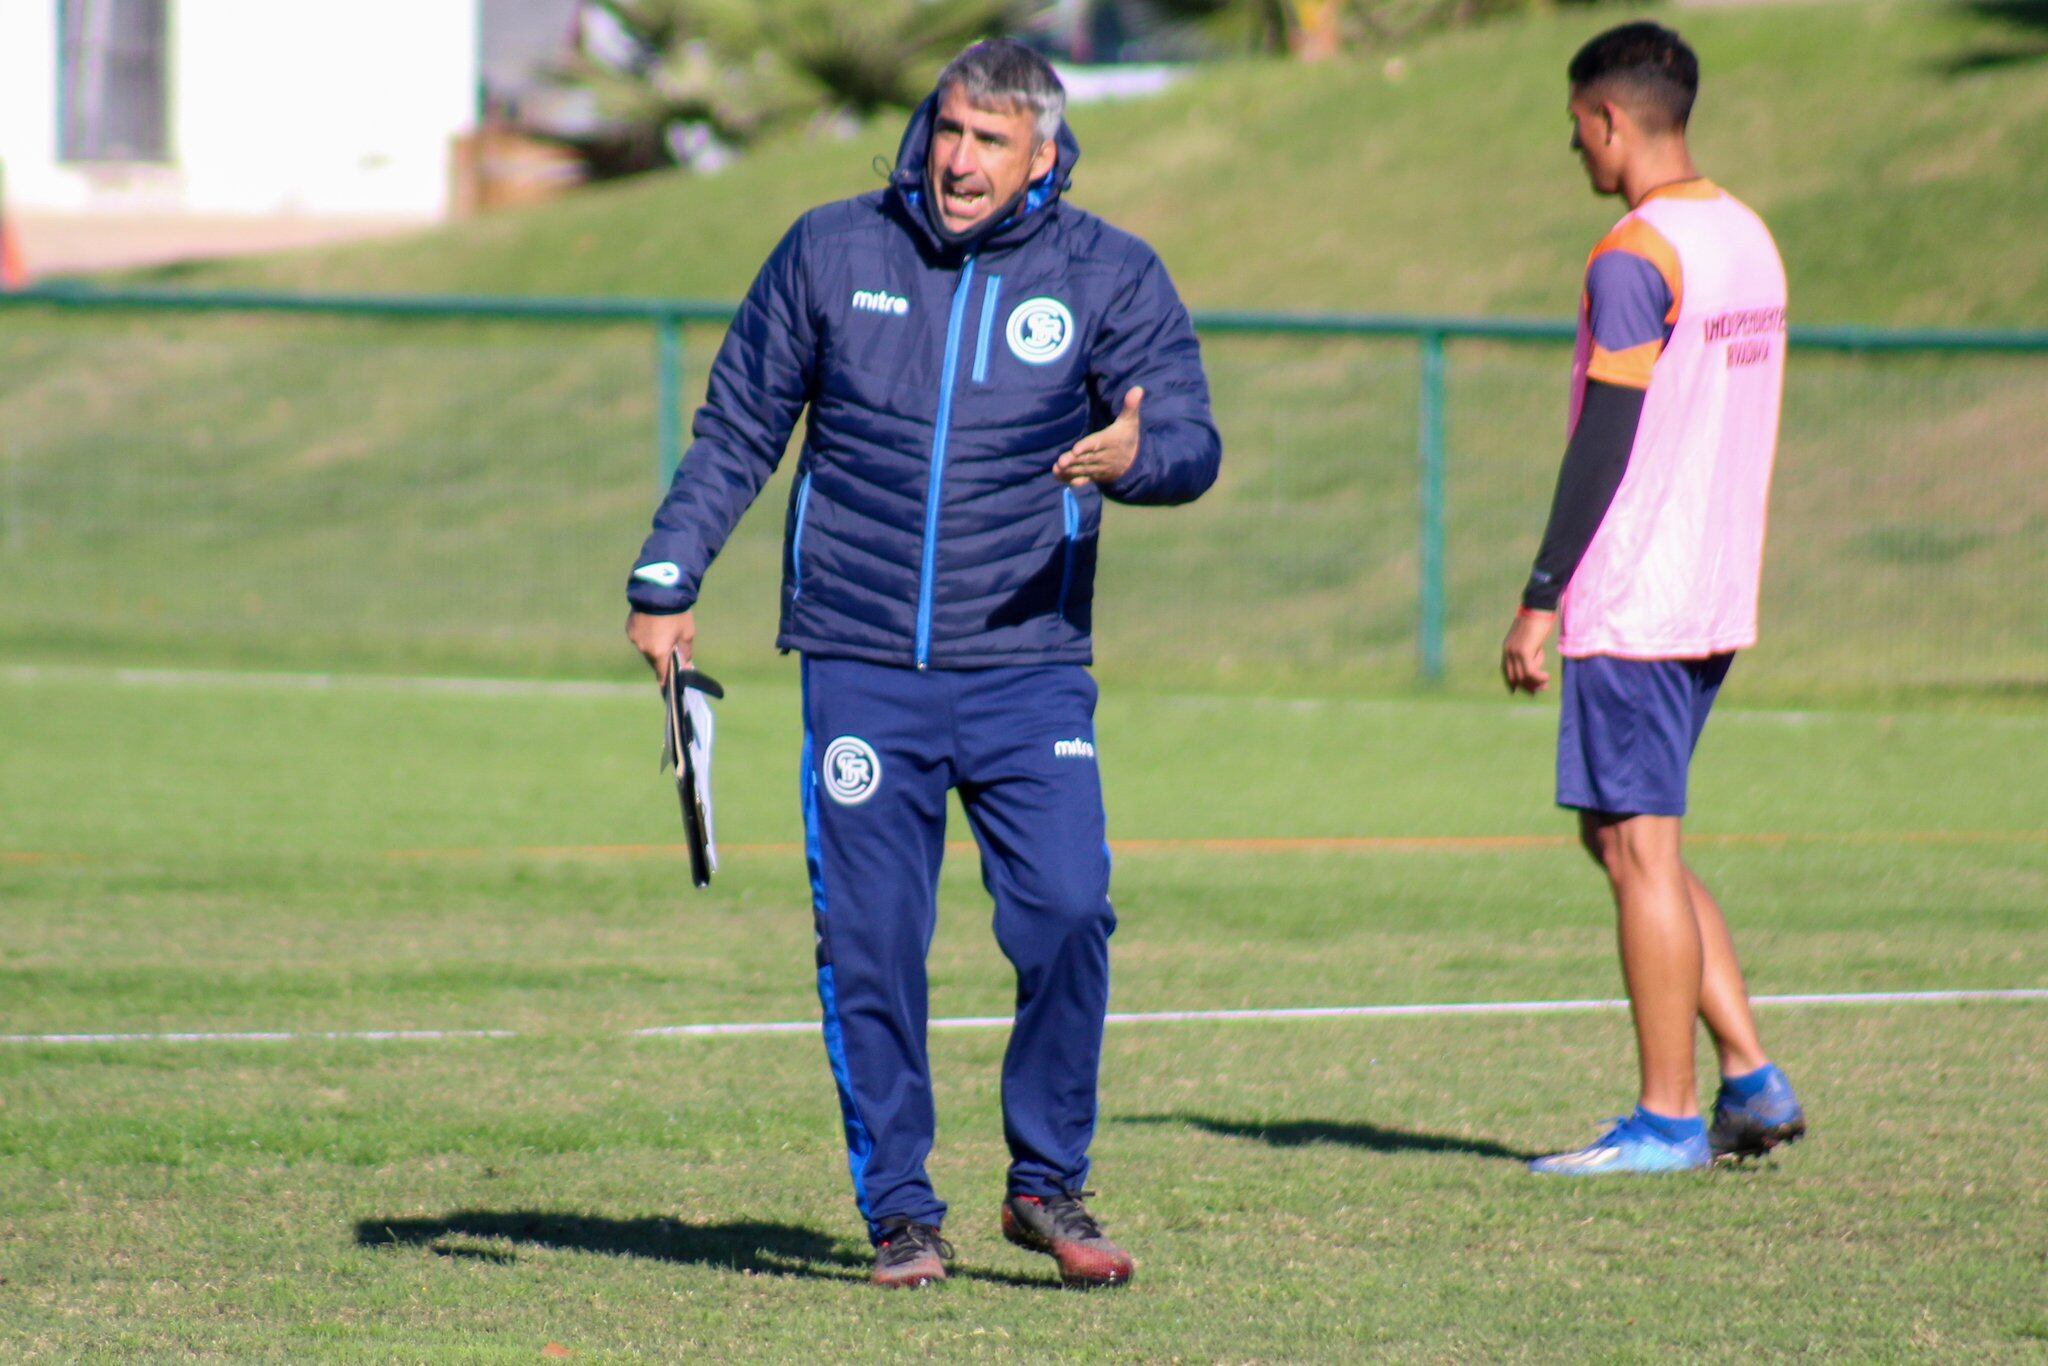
626, 40, 1219, 1289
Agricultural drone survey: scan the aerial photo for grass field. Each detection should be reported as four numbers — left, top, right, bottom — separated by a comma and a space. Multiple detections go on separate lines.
4, 668, 2044, 1358
4, 1, 2044, 1355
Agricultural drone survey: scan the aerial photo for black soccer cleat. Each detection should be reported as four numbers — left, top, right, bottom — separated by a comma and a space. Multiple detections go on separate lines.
1002, 1191, 1134, 1288
870, 1219, 952, 1289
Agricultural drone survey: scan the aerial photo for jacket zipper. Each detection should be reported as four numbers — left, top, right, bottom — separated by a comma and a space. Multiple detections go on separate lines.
913, 254, 977, 669
1056, 486, 1079, 619
789, 470, 814, 601
971, 274, 1003, 383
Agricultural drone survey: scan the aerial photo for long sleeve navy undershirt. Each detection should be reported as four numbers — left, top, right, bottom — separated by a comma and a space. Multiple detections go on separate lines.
1520, 379, 1647, 612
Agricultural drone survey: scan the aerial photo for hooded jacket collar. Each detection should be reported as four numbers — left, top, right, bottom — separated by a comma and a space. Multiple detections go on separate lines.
889, 91, 1080, 258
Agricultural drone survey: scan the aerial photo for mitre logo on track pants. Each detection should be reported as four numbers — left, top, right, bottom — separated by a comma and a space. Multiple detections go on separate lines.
799, 654, 1115, 1242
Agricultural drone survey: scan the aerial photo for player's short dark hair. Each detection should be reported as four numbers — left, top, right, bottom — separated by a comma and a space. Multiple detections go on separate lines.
1568, 22, 1699, 132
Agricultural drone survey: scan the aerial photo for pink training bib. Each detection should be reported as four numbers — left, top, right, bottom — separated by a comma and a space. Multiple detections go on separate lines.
1559, 182, 1788, 660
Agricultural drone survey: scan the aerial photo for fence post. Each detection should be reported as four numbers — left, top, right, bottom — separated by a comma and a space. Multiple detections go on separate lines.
1416, 330, 1447, 684
655, 314, 683, 491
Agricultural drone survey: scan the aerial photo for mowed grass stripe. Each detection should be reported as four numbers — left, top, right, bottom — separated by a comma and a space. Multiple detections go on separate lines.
12, 663, 2048, 728
8, 1005, 2041, 1357
7, 987, 2044, 1049
9, 829, 2044, 866
371, 829, 2048, 861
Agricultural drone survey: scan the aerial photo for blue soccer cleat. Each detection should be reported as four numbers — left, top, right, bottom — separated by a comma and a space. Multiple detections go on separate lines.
1711, 1064, 1807, 1162
1528, 1110, 1712, 1176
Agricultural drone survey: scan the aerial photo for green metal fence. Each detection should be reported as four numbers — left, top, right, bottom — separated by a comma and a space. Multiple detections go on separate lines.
2, 284, 2043, 694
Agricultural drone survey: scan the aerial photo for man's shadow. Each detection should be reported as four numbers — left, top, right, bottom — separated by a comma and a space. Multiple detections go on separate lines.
1937, 0, 2048, 74
354, 1210, 1047, 1287
1118, 1114, 1539, 1162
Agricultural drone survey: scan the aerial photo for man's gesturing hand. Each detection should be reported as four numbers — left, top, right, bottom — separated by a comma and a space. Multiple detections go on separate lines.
1052, 386, 1143, 489
627, 609, 695, 686
1500, 609, 1555, 694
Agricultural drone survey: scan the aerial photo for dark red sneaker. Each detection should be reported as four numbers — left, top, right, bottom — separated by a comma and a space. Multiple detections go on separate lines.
1001, 1191, 1134, 1288
870, 1219, 951, 1289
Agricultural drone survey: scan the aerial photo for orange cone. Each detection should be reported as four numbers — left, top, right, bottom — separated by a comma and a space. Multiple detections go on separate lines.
0, 214, 24, 289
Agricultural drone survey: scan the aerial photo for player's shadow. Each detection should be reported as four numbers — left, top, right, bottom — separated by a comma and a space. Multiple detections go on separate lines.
1119, 1114, 1540, 1162
354, 1210, 1047, 1287
1938, 0, 2048, 73
1970, 0, 2048, 26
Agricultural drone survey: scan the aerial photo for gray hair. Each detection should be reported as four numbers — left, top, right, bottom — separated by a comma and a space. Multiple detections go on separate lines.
936, 39, 1066, 145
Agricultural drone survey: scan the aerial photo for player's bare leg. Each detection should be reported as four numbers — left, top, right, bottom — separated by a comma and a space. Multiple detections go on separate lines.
1584, 812, 1701, 1118
1685, 863, 1808, 1159
1685, 865, 1770, 1078
1529, 813, 1712, 1174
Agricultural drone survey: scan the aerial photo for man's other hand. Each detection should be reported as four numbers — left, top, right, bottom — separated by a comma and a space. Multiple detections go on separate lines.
1501, 609, 1555, 694
627, 609, 695, 686
1052, 386, 1143, 489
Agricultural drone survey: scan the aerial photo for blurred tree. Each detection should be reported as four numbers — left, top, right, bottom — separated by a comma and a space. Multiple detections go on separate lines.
771, 0, 1038, 112
554, 2, 803, 169
558, 0, 1034, 173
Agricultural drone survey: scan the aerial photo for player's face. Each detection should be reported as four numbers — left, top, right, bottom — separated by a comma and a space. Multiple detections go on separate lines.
927, 84, 1058, 234
1568, 93, 1625, 196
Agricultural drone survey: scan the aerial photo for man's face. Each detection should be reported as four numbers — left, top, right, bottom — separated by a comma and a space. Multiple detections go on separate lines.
1568, 91, 1625, 196
926, 83, 1058, 234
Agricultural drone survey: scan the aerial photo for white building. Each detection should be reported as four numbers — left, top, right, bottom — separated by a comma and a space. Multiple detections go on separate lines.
0, 0, 578, 223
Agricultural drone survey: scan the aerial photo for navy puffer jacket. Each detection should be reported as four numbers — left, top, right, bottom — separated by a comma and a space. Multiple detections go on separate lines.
628, 96, 1221, 667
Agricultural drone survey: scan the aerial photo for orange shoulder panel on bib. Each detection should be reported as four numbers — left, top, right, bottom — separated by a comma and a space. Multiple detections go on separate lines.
1587, 216, 1684, 325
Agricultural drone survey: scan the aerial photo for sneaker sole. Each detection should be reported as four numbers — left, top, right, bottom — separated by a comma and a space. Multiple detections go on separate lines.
1001, 1208, 1134, 1289
871, 1262, 946, 1289
1712, 1117, 1808, 1164
1529, 1156, 1713, 1176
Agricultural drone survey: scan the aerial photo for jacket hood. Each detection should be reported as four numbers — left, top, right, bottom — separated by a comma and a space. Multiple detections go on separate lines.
889, 90, 1081, 256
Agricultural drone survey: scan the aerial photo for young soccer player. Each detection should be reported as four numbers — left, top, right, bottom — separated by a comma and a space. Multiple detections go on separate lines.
1501, 22, 1806, 1174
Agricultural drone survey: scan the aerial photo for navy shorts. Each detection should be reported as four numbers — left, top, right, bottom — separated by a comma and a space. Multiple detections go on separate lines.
1557, 653, 1734, 817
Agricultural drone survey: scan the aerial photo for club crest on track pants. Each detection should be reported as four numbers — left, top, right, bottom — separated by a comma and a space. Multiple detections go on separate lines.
799, 654, 1115, 1241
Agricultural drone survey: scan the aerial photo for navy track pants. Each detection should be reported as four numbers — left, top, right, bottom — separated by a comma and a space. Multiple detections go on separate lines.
799, 655, 1115, 1241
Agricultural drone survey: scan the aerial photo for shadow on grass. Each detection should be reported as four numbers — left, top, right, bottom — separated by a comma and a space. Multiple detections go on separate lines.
354, 1210, 1051, 1288
1119, 1113, 1539, 1162
1968, 0, 2048, 25
1938, 0, 2048, 74
1938, 41, 2048, 73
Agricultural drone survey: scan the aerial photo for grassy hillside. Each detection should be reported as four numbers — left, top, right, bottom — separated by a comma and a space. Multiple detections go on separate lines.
150, 1, 2048, 326
4, 1, 2043, 696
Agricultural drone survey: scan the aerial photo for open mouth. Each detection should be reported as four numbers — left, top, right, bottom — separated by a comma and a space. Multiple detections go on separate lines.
942, 182, 990, 219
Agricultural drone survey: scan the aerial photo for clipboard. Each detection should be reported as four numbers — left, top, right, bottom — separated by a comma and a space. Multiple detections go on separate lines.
661, 651, 724, 888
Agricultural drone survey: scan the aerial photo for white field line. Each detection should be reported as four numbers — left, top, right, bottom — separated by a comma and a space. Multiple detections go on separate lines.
0, 663, 647, 700
5, 1028, 519, 1046
5, 988, 2041, 1049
